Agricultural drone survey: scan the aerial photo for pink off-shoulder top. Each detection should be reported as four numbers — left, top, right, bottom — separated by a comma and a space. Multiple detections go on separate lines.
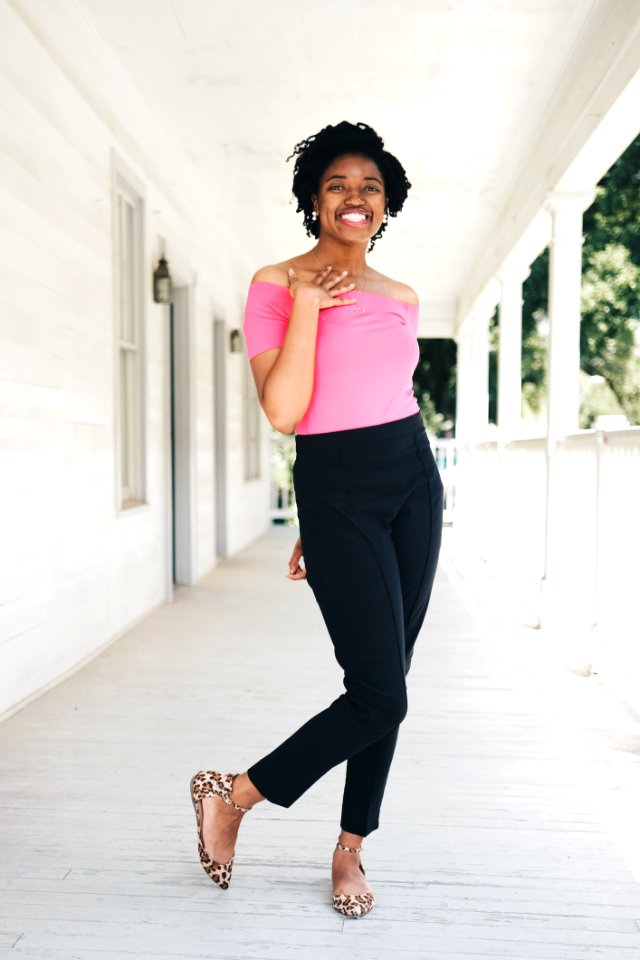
243, 280, 420, 435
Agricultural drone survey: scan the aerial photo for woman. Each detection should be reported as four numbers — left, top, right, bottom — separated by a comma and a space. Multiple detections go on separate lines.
190, 120, 444, 918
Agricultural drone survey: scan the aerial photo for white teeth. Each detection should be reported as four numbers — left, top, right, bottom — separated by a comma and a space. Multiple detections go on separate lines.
341, 213, 367, 222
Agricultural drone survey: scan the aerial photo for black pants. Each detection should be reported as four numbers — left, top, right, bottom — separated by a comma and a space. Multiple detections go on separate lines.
248, 412, 444, 836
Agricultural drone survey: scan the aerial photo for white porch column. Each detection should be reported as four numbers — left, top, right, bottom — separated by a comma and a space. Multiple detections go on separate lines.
455, 309, 490, 443
541, 189, 596, 637
496, 266, 529, 440
544, 191, 595, 442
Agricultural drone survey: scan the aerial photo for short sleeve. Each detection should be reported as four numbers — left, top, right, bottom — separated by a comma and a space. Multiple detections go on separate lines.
243, 282, 291, 360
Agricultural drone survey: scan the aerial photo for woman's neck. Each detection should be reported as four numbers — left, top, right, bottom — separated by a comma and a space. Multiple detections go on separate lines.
311, 240, 367, 276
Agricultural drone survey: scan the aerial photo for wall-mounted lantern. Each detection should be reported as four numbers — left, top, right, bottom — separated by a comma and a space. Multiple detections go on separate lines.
153, 256, 173, 304
229, 329, 243, 353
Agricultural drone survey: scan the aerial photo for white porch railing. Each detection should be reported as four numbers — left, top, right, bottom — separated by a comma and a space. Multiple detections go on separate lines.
270, 425, 640, 699
450, 428, 640, 692
431, 438, 457, 524
270, 434, 296, 524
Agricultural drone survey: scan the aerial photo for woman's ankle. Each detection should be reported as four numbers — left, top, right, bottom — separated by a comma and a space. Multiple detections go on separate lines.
337, 829, 364, 849
231, 771, 265, 808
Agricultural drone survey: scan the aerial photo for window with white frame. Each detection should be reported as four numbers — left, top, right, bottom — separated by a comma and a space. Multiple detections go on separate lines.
114, 175, 145, 508
243, 351, 261, 481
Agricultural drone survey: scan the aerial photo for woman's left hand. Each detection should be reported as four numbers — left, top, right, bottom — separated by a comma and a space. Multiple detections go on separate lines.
287, 536, 307, 580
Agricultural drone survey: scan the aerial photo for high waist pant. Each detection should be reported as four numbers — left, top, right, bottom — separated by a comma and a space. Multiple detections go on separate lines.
247, 412, 444, 836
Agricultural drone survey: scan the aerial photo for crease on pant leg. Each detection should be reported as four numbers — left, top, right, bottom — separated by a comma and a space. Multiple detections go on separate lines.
340, 732, 386, 837
399, 435, 443, 671
342, 437, 442, 831
340, 453, 442, 831
338, 447, 408, 703
337, 447, 408, 834
417, 443, 444, 588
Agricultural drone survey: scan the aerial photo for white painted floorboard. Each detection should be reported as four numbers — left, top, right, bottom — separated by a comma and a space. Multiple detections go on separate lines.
1, 526, 640, 959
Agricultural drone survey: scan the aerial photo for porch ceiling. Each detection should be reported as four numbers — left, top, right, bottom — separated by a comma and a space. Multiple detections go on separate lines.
83, 0, 640, 335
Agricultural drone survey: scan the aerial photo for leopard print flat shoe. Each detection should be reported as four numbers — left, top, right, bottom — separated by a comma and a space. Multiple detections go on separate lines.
189, 770, 251, 889
332, 841, 375, 918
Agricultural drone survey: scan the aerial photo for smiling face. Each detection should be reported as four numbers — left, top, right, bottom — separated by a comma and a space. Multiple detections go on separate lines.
312, 154, 387, 246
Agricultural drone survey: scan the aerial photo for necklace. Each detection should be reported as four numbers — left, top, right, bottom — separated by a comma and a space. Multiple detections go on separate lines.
309, 249, 367, 315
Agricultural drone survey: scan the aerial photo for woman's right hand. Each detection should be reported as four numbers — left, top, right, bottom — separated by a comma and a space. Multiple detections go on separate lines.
287, 536, 307, 580
287, 266, 357, 310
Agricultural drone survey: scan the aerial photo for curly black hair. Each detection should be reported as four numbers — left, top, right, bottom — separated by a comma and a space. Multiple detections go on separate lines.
287, 121, 412, 252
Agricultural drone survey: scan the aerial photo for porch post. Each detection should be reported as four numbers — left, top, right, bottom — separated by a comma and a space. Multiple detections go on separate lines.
541, 189, 596, 632
455, 309, 490, 443
544, 191, 595, 443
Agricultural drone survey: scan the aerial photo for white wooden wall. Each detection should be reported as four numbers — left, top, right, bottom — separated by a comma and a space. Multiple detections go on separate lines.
0, 2, 271, 719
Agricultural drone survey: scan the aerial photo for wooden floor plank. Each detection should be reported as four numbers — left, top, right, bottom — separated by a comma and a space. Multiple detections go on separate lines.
1, 527, 640, 960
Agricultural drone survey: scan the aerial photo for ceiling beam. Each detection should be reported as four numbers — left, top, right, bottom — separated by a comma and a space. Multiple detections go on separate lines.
458, 0, 640, 325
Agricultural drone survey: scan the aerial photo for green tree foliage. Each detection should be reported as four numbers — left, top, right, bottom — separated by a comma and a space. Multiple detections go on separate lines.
412, 338, 457, 436
580, 136, 640, 424
521, 249, 549, 417
420, 135, 640, 434
579, 370, 626, 427
584, 139, 640, 262
507, 135, 640, 427
580, 244, 639, 417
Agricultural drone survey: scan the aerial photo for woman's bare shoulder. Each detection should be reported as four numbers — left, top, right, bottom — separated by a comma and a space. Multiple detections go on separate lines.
251, 261, 291, 287
392, 280, 419, 305
371, 270, 419, 305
